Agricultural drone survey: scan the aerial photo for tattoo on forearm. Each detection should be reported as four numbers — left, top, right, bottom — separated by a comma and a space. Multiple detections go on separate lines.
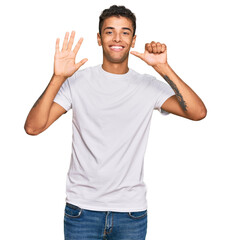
163, 75, 187, 111
32, 86, 48, 108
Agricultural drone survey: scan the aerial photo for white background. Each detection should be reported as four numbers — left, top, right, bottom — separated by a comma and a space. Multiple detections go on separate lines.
0, 0, 230, 239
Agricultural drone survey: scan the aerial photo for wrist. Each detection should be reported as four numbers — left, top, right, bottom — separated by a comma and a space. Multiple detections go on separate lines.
52, 73, 68, 83
49, 74, 68, 87
152, 62, 171, 76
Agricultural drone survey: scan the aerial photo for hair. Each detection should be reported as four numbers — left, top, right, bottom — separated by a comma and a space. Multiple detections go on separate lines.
99, 5, 136, 37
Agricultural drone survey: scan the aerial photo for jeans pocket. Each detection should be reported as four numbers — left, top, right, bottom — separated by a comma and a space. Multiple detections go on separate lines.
128, 209, 147, 219
65, 203, 83, 218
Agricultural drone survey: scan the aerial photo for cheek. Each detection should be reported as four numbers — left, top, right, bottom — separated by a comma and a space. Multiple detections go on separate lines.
127, 36, 135, 46
100, 37, 111, 46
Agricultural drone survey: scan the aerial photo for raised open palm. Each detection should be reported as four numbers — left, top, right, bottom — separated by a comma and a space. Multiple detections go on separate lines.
54, 31, 88, 78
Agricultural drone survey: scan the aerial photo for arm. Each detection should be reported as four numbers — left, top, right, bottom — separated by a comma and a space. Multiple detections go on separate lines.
154, 63, 207, 120
24, 75, 67, 135
24, 31, 88, 135
130, 42, 207, 121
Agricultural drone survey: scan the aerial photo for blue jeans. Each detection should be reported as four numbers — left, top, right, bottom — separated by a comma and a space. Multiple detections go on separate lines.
64, 202, 148, 240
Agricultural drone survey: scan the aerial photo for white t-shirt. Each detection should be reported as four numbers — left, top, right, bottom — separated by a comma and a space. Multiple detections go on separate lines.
54, 64, 175, 212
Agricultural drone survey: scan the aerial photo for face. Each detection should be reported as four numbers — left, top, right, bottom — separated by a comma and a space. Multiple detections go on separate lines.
97, 16, 136, 64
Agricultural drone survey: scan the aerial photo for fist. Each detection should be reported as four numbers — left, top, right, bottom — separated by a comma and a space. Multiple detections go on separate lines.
145, 41, 167, 54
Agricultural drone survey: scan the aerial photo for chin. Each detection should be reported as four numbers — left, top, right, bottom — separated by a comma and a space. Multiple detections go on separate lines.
104, 53, 129, 64
110, 58, 126, 63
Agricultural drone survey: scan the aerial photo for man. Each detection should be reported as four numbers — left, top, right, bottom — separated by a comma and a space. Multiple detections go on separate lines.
24, 5, 207, 240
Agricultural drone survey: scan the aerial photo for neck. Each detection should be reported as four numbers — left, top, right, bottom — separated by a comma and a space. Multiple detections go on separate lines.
102, 60, 129, 74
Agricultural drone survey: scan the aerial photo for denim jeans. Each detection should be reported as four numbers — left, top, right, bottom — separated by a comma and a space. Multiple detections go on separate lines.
64, 202, 148, 240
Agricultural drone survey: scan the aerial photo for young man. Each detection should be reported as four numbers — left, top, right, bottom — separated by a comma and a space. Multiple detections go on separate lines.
24, 5, 207, 240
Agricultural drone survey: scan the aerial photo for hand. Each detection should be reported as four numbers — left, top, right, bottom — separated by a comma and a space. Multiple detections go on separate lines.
54, 31, 88, 78
130, 41, 167, 67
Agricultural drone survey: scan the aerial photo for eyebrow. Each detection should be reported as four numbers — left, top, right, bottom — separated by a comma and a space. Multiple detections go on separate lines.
103, 27, 132, 32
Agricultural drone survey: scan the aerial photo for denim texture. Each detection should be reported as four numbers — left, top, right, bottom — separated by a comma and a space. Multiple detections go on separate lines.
64, 202, 147, 240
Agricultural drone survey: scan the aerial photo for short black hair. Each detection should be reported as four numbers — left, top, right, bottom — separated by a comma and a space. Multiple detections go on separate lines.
99, 5, 136, 37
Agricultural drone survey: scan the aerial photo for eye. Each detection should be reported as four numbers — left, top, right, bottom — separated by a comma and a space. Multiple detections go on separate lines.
123, 32, 130, 35
106, 31, 112, 35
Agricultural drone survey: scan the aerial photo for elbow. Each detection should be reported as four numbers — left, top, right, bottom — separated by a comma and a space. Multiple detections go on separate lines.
24, 124, 42, 136
191, 106, 207, 121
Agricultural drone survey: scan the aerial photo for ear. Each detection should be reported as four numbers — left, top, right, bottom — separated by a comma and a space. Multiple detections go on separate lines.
97, 33, 102, 46
131, 35, 136, 48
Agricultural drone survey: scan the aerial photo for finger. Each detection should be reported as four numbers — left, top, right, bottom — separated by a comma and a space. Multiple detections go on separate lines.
130, 51, 144, 60
73, 37, 84, 55
74, 58, 88, 71
67, 31, 75, 51
145, 43, 152, 53
56, 38, 60, 53
156, 42, 162, 53
161, 44, 167, 53
151, 41, 157, 54
61, 32, 69, 51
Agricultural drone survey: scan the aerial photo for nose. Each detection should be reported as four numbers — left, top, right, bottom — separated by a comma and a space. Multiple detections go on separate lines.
113, 33, 121, 42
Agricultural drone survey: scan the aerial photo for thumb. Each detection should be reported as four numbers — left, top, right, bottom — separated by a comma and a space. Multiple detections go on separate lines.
130, 51, 144, 60
74, 58, 88, 71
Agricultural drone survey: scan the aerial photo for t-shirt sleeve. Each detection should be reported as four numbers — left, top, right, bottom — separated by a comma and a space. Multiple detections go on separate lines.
53, 78, 72, 111
151, 76, 175, 115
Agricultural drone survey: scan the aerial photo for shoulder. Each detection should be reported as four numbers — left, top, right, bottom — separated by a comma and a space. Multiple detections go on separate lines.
129, 68, 154, 79
131, 69, 173, 94
130, 68, 162, 85
67, 65, 99, 84
73, 65, 99, 78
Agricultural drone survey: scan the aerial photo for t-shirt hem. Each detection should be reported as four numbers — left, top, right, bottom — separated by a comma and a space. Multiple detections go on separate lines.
66, 200, 148, 212
53, 99, 71, 111
158, 92, 175, 115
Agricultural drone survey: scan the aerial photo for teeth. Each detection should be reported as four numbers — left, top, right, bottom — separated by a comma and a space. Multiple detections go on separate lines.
111, 46, 123, 49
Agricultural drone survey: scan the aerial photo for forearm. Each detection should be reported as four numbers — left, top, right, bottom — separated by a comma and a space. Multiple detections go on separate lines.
24, 74, 66, 133
153, 63, 207, 118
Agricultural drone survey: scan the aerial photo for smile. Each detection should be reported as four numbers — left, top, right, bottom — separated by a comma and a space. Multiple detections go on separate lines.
109, 45, 125, 51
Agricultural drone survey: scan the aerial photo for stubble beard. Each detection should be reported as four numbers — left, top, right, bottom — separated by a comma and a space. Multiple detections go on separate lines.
102, 48, 130, 64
